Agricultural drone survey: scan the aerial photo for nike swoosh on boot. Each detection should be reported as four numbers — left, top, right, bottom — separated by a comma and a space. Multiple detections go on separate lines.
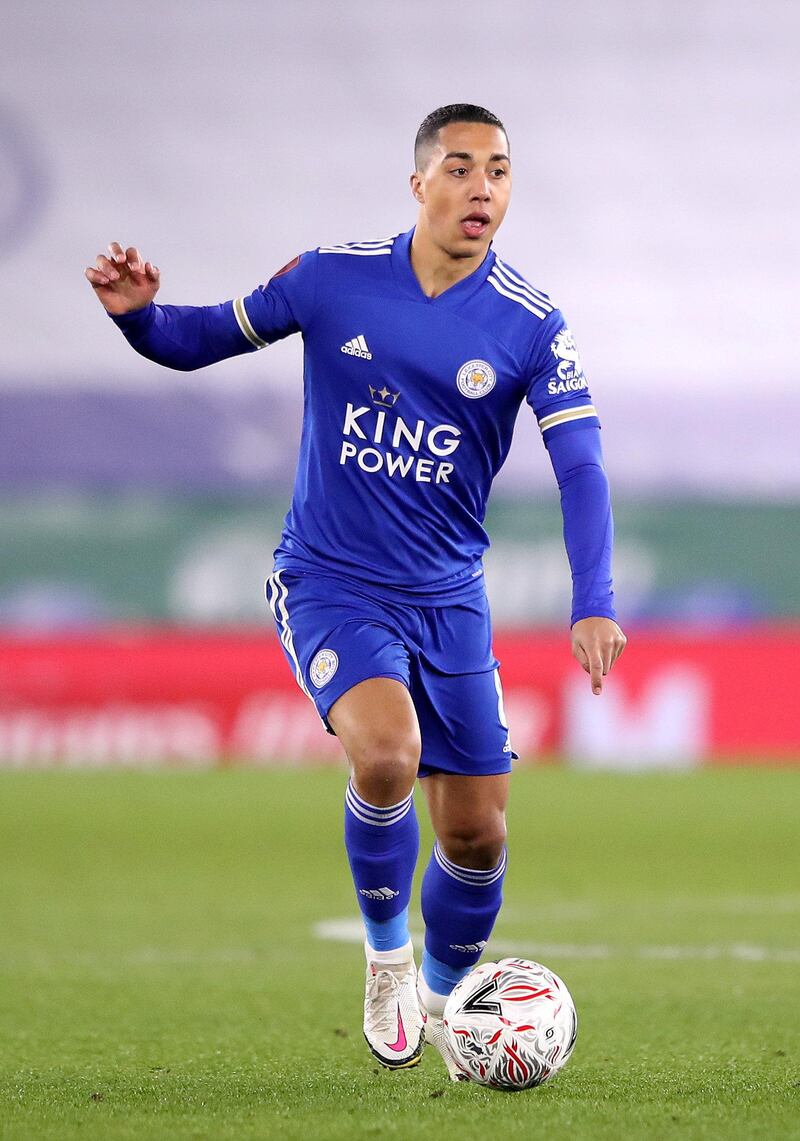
386, 1005, 407, 1053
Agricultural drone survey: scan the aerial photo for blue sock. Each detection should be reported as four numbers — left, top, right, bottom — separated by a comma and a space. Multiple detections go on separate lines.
344, 781, 419, 952
420, 950, 470, 999
421, 841, 507, 995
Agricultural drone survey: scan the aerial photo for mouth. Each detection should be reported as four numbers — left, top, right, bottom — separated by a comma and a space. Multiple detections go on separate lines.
459, 212, 491, 239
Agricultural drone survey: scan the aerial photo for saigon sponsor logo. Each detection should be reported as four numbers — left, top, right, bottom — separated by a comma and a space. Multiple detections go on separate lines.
456, 359, 496, 399
310, 649, 338, 688
547, 375, 588, 395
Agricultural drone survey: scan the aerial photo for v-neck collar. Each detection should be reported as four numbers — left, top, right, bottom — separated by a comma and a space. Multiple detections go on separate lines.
390, 227, 496, 307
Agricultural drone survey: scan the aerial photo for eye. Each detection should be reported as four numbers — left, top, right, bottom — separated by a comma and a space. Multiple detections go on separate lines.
450, 167, 468, 176
491, 168, 507, 178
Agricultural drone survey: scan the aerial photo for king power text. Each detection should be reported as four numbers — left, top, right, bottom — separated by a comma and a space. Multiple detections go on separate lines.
339, 403, 461, 483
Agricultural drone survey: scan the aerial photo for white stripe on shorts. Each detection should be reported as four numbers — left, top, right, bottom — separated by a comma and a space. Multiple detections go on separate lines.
266, 571, 313, 700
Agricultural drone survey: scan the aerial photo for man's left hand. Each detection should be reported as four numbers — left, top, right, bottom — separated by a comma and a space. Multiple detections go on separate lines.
571, 617, 627, 696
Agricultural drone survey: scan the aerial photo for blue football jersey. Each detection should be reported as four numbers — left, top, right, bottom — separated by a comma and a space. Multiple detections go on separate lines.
225, 229, 598, 605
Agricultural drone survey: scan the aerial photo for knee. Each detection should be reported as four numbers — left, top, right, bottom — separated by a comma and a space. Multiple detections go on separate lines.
349, 728, 420, 806
439, 813, 507, 871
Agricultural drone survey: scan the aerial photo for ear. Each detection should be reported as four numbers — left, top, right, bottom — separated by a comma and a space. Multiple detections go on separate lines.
409, 171, 424, 204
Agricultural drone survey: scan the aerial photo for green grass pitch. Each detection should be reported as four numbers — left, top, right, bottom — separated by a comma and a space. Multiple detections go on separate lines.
1, 766, 798, 1140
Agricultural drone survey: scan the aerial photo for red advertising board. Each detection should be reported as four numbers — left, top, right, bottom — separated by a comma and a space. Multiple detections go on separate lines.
0, 627, 797, 767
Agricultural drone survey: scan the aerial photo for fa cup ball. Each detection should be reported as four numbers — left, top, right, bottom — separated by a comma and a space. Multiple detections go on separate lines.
443, 958, 578, 1089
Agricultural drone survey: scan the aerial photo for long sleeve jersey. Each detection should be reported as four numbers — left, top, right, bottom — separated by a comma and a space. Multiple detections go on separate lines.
111, 227, 615, 623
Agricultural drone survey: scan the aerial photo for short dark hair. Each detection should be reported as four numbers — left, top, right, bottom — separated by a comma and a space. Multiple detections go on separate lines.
414, 104, 508, 170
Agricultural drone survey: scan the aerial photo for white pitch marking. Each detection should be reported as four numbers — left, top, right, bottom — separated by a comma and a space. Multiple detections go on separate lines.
714, 894, 800, 916
500, 894, 800, 921
312, 919, 800, 964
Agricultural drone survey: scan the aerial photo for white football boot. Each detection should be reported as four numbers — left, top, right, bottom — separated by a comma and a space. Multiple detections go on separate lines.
363, 945, 425, 1070
417, 973, 469, 1082
423, 1015, 469, 1082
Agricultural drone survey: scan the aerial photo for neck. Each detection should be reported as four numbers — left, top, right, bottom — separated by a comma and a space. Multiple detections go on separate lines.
409, 215, 488, 298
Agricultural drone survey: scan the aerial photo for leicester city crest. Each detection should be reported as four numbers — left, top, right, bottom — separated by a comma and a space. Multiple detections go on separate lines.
310, 648, 339, 688
457, 359, 497, 399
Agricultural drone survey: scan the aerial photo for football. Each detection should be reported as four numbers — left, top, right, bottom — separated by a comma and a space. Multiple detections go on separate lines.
442, 957, 578, 1089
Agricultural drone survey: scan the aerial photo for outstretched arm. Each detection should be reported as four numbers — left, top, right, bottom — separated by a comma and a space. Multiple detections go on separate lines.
85, 241, 256, 371
85, 241, 311, 371
547, 426, 627, 694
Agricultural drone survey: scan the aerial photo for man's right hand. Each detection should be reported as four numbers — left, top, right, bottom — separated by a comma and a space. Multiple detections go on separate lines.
85, 242, 161, 315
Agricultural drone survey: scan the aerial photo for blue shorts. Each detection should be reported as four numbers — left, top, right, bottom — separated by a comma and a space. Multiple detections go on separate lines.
265, 568, 516, 778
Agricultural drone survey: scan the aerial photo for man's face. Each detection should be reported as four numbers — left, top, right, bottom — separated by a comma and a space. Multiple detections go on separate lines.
411, 122, 511, 258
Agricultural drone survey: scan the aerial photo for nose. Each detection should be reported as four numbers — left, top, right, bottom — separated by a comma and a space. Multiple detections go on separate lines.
469, 174, 491, 201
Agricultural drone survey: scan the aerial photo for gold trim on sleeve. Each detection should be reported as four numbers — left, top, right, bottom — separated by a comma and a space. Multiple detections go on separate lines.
538, 404, 598, 434
233, 296, 268, 349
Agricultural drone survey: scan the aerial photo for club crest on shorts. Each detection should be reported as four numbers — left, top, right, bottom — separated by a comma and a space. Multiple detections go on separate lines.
309, 648, 339, 688
456, 359, 496, 399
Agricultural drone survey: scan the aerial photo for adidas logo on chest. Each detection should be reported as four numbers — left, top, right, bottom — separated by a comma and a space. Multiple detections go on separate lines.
341, 334, 372, 360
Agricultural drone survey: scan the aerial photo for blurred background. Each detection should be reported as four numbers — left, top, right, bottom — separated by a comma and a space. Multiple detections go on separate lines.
1, 0, 798, 768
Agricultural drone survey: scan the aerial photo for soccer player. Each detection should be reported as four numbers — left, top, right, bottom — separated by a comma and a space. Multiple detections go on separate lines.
86, 104, 626, 1079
